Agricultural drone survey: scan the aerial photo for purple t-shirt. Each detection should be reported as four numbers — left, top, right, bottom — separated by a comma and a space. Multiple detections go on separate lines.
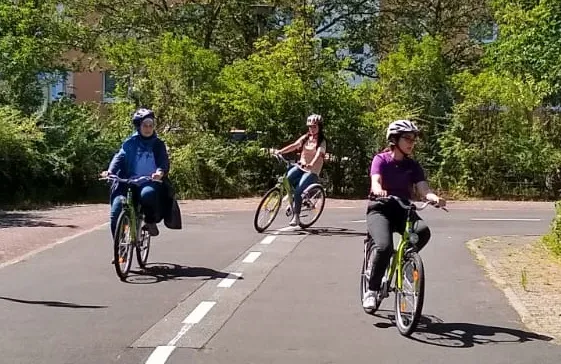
370, 151, 425, 200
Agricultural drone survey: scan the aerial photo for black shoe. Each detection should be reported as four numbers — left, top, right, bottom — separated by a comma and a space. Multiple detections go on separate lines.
145, 223, 159, 237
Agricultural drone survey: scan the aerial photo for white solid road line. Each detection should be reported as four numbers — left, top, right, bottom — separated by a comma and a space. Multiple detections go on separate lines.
470, 218, 541, 221
217, 273, 243, 288
242, 251, 262, 263
145, 346, 176, 364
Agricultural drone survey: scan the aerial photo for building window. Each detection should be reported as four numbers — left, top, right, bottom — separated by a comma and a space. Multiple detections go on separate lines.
470, 21, 498, 44
102, 71, 117, 103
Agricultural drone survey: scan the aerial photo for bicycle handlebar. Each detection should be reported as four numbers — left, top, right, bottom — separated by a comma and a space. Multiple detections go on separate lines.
272, 152, 305, 170
100, 174, 163, 185
369, 194, 448, 212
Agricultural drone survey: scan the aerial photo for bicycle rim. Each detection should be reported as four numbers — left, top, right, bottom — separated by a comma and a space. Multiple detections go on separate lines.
360, 243, 381, 314
136, 226, 151, 269
299, 185, 326, 228
395, 252, 425, 336
114, 212, 134, 280
253, 187, 282, 232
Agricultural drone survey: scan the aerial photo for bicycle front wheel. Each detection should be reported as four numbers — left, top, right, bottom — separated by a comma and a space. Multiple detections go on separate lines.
253, 187, 282, 233
299, 184, 326, 229
395, 252, 425, 336
113, 212, 134, 281
136, 225, 151, 269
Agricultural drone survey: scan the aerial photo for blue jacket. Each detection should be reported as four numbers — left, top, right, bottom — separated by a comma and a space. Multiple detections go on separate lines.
107, 131, 181, 229
107, 132, 169, 201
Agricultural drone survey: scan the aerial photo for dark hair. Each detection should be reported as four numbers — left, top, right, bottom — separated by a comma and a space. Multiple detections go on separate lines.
300, 123, 327, 151
316, 123, 326, 147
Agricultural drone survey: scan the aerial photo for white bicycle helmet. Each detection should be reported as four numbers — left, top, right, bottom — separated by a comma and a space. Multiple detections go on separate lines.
306, 114, 323, 126
386, 119, 419, 141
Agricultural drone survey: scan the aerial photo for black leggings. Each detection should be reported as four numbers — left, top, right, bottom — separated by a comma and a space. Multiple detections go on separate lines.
365, 199, 431, 291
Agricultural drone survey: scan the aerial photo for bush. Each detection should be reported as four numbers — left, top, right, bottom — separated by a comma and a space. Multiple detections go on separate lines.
542, 201, 561, 258
169, 134, 275, 199
0, 106, 46, 204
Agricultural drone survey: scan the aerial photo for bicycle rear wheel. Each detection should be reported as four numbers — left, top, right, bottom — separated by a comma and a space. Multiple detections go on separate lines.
113, 211, 134, 280
395, 252, 425, 336
136, 225, 151, 269
360, 241, 381, 314
253, 187, 282, 232
299, 185, 326, 228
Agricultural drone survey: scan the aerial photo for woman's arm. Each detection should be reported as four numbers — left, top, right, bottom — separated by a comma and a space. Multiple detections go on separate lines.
416, 181, 446, 206
276, 135, 306, 154
153, 140, 170, 180
370, 174, 386, 196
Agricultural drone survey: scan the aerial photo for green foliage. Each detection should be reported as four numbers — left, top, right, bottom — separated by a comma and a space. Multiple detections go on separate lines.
543, 201, 561, 258
437, 71, 561, 198
5, 0, 561, 206
169, 134, 274, 199
0, 0, 81, 113
489, 0, 561, 88
102, 33, 221, 139
0, 106, 45, 203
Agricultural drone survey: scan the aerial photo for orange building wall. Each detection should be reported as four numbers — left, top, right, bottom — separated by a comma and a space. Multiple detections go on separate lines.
73, 71, 103, 103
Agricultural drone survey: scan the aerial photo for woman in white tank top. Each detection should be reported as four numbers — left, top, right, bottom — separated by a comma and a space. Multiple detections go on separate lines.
274, 114, 327, 226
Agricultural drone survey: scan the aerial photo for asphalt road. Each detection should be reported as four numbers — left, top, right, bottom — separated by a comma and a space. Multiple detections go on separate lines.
0, 202, 558, 364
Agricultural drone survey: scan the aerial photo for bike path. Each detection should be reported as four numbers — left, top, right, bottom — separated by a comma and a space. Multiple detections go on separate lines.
0, 203, 559, 364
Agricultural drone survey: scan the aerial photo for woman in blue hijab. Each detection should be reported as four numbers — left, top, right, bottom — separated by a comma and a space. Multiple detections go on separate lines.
101, 108, 170, 238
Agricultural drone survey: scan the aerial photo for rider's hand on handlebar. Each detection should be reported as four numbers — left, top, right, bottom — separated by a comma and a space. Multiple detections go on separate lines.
100, 170, 109, 178
426, 193, 446, 208
151, 170, 164, 181
370, 186, 387, 198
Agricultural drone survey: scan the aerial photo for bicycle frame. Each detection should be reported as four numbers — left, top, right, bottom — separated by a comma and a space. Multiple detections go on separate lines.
372, 195, 438, 294
385, 211, 414, 292
123, 186, 140, 243
102, 174, 160, 242
273, 154, 300, 210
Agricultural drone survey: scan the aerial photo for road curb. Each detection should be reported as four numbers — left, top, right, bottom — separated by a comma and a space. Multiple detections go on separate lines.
465, 237, 555, 341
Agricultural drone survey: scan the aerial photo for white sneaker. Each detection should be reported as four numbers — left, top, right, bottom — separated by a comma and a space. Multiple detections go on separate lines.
362, 290, 378, 310
289, 215, 300, 226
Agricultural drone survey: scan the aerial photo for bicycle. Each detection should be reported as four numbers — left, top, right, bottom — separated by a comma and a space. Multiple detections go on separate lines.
253, 153, 326, 233
360, 195, 447, 336
102, 174, 162, 280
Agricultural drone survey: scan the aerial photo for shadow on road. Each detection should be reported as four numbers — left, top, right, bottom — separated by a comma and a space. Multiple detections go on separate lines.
266, 226, 366, 238
0, 211, 78, 229
0, 296, 107, 309
124, 263, 244, 285
371, 311, 554, 347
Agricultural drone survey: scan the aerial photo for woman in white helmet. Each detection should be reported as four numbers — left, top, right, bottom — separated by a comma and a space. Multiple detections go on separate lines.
362, 119, 446, 310
275, 114, 327, 226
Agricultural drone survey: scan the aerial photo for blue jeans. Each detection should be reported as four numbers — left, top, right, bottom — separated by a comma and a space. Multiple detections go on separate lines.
287, 165, 318, 215
110, 182, 161, 236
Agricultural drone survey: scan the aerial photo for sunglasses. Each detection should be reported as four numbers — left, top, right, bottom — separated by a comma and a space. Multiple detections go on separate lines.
401, 136, 417, 143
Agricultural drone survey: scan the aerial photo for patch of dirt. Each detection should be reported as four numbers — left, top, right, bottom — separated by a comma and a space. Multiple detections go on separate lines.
468, 236, 561, 342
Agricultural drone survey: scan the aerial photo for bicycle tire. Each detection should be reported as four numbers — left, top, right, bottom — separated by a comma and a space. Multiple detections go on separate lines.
299, 184, 326, 229
360, 242, 381, 314
395, 252, 425, 336
253, 187, 282, 233
113, 211, 134, 281
136, 226, 150, 269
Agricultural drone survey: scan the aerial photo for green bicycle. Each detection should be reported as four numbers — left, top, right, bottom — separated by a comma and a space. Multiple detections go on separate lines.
360, 195, 447, 336
103, 175, 161, 280
253, 153, 326, 233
